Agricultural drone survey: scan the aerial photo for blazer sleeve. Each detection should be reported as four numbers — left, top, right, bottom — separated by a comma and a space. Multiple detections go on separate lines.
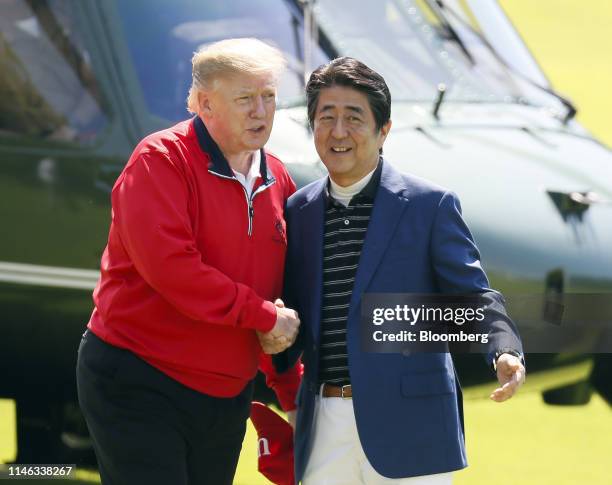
430, 191, 524, 366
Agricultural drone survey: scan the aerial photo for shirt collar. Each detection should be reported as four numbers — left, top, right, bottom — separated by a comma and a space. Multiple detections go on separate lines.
325, 158, 383, 209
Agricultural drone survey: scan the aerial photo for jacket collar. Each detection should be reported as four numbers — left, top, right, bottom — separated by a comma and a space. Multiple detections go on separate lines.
192, 116, 274, 183
300, 158, 409, 210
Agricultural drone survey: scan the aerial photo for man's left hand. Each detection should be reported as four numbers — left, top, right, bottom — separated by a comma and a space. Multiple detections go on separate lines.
490, 353, 525, 402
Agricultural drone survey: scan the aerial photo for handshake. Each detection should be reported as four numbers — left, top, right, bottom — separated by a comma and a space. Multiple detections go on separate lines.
257, 299, 300, 354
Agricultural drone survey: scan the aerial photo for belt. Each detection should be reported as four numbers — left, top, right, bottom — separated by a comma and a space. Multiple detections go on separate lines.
322, 383, 352, 399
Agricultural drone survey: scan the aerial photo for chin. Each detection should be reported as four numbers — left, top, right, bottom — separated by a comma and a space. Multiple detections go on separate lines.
243, 141, 266, 151
246, 133, 270, 147
324, 162, 352, 178
326, 157, 354, 170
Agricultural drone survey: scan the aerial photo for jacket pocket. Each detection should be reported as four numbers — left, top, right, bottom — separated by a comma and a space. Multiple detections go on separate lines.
401, 370, 454, 397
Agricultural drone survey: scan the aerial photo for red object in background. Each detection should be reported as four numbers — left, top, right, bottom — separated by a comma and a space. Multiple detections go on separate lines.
250, 402, 295, 485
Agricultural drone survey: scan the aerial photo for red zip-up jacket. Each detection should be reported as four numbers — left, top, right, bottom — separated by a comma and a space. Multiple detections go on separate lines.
88, 117, 300, 410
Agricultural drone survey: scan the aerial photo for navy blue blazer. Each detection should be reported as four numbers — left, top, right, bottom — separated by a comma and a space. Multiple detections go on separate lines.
275, 160, 522, 482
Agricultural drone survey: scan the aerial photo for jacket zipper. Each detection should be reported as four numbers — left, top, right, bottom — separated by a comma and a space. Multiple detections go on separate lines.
208, 171, 276, 237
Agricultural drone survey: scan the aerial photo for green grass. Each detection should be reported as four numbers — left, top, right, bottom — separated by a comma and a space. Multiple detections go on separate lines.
2, 391, 611, 484
0, 400, 15, 463
456, 392, 611, 485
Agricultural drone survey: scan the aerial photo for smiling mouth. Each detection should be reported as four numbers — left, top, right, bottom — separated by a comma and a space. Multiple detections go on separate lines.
248, 126, 266, 134
331, 147, 351, 153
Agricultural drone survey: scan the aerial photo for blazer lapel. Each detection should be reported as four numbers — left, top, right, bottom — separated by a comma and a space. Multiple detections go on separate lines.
298, 179, 327, 345
348, 162, 410, 320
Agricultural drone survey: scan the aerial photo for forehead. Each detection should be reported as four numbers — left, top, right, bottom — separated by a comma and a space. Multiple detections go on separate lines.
316, 85, 372, 113
214, 72, 277, 93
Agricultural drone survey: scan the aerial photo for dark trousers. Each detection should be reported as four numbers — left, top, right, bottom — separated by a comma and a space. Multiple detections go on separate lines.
76, 330, 252, 485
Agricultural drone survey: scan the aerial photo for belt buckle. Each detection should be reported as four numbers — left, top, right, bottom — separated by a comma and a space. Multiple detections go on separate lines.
341, 384, 351, 399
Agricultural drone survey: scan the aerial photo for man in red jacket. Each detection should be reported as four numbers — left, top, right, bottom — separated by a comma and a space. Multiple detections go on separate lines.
76, 38, 301, 485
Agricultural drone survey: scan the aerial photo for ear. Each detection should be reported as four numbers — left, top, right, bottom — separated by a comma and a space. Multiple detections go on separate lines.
198, 90, 214, 118
379, 119, 392, 147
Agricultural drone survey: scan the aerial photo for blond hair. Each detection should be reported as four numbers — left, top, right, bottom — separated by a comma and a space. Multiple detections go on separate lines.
186, 38, 287, 114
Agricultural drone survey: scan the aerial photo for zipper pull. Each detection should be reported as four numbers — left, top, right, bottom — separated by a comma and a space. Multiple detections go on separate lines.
249, 205, 254, 218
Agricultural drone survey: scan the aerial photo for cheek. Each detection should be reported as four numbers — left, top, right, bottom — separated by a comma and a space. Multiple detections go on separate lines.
233, 111, 250, 128
356, 134, 376, 152
313, 126, 327, 142
229, 119, 243, 135
313, 133, 327, 150
313, 134, 328, 157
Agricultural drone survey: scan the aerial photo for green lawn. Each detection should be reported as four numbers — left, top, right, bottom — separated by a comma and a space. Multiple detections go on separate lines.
456, 391, 611, 485
2, 391, 611, 484
0, 400, 15, 464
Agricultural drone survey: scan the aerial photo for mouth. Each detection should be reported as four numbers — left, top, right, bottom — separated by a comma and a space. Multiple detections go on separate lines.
331, 147, 352, 153
247, 126, 266, 134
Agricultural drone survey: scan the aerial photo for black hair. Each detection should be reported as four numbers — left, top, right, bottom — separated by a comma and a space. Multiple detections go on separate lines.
306, 57, 391, 132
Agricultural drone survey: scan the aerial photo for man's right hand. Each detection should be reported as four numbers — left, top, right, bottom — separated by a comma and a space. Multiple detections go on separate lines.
257, 299, 300, 354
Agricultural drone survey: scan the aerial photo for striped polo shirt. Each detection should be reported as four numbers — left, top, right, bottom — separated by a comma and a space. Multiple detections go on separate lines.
318, 162, 382, 386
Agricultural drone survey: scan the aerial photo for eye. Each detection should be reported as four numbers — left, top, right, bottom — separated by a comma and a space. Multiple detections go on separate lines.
348, 115, 362, 123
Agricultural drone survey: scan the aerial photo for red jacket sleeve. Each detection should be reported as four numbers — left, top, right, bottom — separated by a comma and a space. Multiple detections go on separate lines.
112, 150, 276, 331
258, 353, 303, 411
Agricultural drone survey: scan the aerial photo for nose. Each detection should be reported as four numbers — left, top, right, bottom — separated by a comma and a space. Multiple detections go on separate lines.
251, 95, 266, 119
331, 118, 347, 139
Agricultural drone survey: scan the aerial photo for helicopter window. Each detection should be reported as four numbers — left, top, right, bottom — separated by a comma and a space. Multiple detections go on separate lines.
314, 0, 526, 104
0, 0, 109, 143
113, 0, 330, 124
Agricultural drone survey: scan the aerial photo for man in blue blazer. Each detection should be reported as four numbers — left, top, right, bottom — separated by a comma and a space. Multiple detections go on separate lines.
274, 57, 525, 485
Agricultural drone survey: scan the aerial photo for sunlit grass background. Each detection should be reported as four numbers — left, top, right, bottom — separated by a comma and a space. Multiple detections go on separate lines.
1, 0, 611, 483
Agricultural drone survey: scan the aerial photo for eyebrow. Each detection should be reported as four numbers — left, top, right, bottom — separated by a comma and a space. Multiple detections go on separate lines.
319, 104, 364, 114
234, 86, 276, 96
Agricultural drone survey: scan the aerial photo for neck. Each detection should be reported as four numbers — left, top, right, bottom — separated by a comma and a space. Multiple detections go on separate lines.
331, 165, 376, 191
200, 116, 256, 176
225, 150, 256, 176
332, 160, 379, 187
